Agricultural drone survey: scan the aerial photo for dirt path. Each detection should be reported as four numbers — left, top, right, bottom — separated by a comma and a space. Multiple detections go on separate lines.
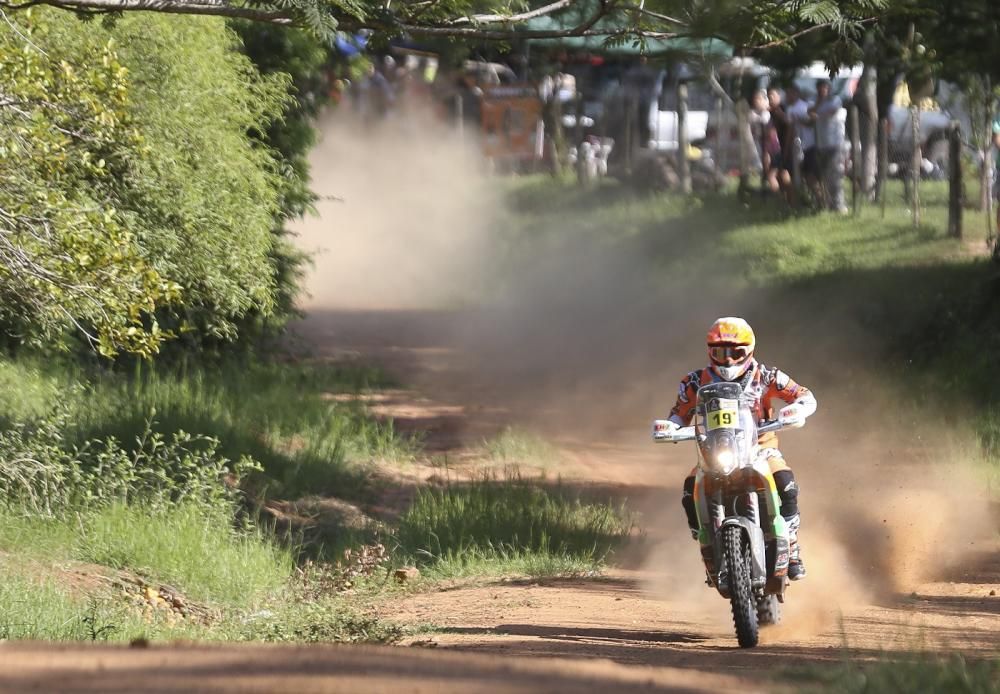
0, 642, 770, 693
292, 308, 1000, 683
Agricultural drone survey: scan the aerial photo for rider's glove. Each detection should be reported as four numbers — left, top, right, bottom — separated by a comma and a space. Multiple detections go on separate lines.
652, 419, 679, 441
778, 404, 805, 429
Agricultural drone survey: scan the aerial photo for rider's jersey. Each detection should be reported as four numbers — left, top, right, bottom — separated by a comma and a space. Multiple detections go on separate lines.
667, 360, 811, 449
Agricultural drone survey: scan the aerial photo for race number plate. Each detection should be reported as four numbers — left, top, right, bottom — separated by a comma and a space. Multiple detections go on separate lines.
706, 398, 738, 431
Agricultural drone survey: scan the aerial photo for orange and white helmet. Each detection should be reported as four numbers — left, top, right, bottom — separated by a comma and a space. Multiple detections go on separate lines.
707, 317, 755, 381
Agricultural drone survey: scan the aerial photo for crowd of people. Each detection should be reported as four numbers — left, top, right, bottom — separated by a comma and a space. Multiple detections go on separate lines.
751, 78, 848, 213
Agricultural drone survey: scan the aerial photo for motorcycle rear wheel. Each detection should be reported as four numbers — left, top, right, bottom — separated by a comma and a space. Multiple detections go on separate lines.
722, 525, 759, 648
757, 593, 782, 626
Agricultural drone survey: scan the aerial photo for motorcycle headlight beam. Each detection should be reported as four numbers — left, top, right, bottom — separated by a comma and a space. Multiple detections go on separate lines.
715, 448, 736, 474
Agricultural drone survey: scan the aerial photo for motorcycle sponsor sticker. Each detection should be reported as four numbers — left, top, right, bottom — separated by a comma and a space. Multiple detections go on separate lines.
706, 398, 739, 431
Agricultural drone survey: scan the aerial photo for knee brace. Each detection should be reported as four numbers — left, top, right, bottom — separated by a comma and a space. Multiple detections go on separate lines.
681, 475, 698, 531
772, 469, 799, 519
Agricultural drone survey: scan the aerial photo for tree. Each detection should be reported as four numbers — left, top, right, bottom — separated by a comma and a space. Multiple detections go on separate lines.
229, 23, 331, 340
0, 10, 291, 355
0, 0, 887, 53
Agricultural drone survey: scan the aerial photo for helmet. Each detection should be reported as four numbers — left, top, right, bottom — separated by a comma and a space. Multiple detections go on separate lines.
706, 317, 755, 381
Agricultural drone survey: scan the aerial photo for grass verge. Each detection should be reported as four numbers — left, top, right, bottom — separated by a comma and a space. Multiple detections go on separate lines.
397, 472, 632, 577
791, 653, 1000, 693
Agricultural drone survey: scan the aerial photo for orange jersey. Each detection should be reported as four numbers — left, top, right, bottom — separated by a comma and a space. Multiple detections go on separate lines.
667, 361, 810, 448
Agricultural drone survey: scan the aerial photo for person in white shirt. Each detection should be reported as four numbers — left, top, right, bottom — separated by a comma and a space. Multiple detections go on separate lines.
809, 79, 847, 213
785, 85, 818, 201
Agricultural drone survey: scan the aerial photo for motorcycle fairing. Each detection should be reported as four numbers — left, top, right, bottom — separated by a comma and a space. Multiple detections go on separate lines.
693, 455, 789, 545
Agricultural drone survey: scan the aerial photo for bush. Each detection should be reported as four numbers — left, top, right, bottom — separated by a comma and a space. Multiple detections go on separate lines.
0, 406, 256, 516
0, 11, 290, 354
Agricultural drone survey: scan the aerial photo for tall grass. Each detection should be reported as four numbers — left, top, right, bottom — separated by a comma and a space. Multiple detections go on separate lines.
483, 426, 559, 467
794, 654, 1000, 693
0, 357, 416, 500
0, 504, 293, 606
397, 472, 632, 574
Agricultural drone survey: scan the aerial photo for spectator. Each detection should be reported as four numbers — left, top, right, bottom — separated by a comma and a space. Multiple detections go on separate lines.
993, 116, 1000, 235
786, 84, 817, 201
624, 56, 658, 147
764, 87, 792, 198
749, 89, 770, 176
810, 79, 847, 213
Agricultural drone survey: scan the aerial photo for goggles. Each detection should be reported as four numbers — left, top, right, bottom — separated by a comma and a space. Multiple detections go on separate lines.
709, 344, 752, 366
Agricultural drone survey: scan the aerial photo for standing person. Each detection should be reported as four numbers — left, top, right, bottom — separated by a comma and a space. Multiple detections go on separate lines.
810, 79, 847, 213
786, 85, 817, 205
765, 87, 792, 199
749, 89, 770, 183
624, 56, 658, 148
992, 115, 1000, 238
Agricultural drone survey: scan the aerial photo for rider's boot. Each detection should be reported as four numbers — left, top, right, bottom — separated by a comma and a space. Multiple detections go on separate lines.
786, 513, 806, 581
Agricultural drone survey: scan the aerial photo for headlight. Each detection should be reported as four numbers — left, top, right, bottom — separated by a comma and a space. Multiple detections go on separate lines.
714, 448, 736, 474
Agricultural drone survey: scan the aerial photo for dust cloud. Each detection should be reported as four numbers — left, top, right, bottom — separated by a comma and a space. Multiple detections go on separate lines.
292, 109, 498, 311
293, 108, 995, 639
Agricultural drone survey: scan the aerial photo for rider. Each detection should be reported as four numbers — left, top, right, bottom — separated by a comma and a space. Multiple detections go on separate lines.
657, 317, 816, 580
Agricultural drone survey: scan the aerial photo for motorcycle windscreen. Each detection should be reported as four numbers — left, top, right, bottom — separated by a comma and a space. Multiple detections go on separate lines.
694, 383, 756, 475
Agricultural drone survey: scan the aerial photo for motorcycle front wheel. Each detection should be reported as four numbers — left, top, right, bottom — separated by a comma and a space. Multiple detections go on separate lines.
722, 525, 759, 647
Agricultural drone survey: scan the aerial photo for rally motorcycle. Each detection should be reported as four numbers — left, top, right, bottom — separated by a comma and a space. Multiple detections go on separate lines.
653, 381, 806, 648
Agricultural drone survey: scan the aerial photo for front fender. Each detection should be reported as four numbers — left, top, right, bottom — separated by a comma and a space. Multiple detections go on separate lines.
718, 517, 767, 587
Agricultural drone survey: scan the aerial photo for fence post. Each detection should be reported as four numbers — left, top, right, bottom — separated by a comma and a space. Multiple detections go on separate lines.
910, 105, 921, 228
986, 111, 996, 244
624, 94, 634, 177
948, 122, 963, 239
575, 92, 585, 183
678, 81, 691, 194
736, 98, 750, 198
879, 117, 889, 218
850, 104, 861, 216
714, 95, 723, 173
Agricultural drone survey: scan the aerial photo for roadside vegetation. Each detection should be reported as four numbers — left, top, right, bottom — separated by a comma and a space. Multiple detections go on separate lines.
794, 653, 1000, 693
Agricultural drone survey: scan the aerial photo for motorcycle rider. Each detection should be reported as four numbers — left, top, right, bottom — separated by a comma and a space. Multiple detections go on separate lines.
657, 317, 816, 580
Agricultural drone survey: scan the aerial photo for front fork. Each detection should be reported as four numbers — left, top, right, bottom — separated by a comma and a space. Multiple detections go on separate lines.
695, 476, 788, 591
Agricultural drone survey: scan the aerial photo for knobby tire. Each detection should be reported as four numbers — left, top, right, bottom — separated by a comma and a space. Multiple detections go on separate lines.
723, 525, 759, 648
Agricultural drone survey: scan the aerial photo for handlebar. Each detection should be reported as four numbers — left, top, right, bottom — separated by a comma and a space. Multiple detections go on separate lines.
652, 418, 788, 444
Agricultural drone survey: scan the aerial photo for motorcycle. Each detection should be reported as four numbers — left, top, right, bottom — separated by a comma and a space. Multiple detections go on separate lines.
653, 381, 807, 648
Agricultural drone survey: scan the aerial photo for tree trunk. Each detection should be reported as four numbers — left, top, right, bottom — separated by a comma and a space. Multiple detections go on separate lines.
948, 122, 962, 239
678, 82, 691, 194
856, 62, 878, 198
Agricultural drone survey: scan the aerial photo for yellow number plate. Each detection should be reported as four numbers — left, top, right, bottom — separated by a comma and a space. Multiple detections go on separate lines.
707, 401, 738, 431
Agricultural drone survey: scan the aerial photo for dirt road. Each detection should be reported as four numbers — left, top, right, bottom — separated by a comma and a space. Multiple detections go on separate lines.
293, 308, 1000, 684
8, 307, 995, 694
259, 111, 1000, 686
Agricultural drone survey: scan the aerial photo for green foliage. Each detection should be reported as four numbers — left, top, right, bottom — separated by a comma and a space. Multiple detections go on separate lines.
240, 601, 405, 643
0, 406, 258, 515
71, 358, 413, 499
229, 24, 331, 338
0, 11, 290, 354
77, 504, 292, 605
0, 355, 412, 503
0, 570, 155, 641
0, 15, 179, 356
793, 653, 1000, 693
483, 426, 559, 466
397, 472, 633, 567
